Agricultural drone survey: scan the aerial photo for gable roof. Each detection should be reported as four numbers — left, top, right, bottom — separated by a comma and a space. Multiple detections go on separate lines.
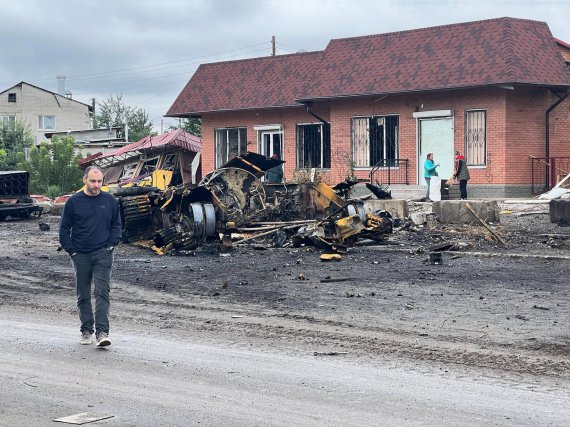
167, 51, 323, 117
301, 17, 570, 101
167, 17, 570, 116
0, 82, 92, 109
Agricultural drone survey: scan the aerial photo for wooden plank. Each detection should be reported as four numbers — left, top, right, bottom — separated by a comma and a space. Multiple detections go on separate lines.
465, 202, 506, 246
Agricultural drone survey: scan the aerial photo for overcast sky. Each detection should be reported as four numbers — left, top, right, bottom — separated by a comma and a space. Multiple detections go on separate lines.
1, 0, 568, 133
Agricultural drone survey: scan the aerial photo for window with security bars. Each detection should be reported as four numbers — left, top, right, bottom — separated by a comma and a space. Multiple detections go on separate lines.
297, 123, 330, 168
215, 127, 247, 167
465, 110, 486, 165
351, 115, 398, 167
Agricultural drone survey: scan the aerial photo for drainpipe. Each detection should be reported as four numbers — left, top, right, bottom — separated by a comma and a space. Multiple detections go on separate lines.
545, 88, 569, 187
303, 102, 329, 126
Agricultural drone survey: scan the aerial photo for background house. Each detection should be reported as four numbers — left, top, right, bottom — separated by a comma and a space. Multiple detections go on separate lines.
44, 127, 127, 158
167, 17, 570, 198
0, 81, 93, 145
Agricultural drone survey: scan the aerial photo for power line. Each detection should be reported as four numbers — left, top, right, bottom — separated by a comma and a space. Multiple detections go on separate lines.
66, 47, 271, 94
0, 41, 271, 86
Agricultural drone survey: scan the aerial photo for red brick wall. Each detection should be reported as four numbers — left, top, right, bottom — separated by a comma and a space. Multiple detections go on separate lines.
548, 96, 570, 158
505, 87, 570, 183
327, 88, 508, 184
200, 86, 570, 186
201, 105, 328, 180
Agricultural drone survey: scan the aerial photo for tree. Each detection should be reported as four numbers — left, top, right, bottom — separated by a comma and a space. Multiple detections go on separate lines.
0, 120, 35, 170
168, 118, 201, 137
181, 118, 201, 137
93, 94, 155, 142
128, 109, 154, 142
17, 136, 83, 195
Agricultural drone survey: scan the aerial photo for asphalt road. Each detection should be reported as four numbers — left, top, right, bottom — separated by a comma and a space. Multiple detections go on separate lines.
1, 308, 568, 427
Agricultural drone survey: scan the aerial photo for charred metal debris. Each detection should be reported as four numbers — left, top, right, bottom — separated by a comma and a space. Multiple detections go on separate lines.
0, 171, 43, 221
112, 153, 394, 256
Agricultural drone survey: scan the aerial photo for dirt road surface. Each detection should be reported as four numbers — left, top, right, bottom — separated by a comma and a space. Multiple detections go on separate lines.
1, 206, 569, 426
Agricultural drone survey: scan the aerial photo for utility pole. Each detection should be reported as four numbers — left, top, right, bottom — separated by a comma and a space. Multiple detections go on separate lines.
272, 35, 276, 56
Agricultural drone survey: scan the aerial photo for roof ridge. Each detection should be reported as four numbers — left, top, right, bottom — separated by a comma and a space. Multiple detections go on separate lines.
0, 81, 92, 107
327, 16, 545, 45
554, 37, 570, 49
199, 49, 323, 68
502, 19, 519, 81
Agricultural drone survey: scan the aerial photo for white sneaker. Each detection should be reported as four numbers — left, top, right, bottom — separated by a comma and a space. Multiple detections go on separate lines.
80, 331, 93, 345
96, 332, 111, 347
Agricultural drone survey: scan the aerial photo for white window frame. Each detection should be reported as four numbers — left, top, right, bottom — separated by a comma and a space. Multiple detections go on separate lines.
215, 127, 247, 168
38, 115, 56, 131
257, 125, 283, 159
1, 115, 16, 130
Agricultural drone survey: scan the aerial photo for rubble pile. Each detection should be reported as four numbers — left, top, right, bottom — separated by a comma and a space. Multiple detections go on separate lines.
114, 153, 395, 257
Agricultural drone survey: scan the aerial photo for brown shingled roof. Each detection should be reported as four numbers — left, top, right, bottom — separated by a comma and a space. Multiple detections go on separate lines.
167, 17, 570, 116
167, 51, 323, 116
302, 17, 570, 100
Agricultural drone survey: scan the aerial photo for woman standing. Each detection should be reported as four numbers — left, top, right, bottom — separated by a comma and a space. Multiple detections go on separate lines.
453, 151, 470, 200
424, 153, 439, 200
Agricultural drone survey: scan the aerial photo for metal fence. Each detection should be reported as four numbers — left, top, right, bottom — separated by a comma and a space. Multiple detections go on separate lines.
530, 156, 570, 195
369, 159, 409, 186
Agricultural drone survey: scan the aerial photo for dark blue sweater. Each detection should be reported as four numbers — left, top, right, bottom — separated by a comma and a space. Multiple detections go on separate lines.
59, 191, 122, 254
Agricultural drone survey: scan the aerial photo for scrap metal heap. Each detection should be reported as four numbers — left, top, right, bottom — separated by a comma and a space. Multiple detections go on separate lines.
0, 171, 43, 221
117, 152, 393, 256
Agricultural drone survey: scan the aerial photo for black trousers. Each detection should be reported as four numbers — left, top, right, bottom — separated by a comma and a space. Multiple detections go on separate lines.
459, 180, 468, 199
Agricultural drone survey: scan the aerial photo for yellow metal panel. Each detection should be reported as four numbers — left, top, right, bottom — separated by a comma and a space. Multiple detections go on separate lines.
152, 169, 173, 190
313, 182, 345, 208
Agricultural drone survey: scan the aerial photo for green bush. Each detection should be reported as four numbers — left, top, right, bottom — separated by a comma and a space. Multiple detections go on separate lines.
46, 185, 61, 199
17, 136, 83, 195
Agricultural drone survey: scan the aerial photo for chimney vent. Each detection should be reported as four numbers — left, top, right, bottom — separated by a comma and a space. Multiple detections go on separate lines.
56, 75, 66, 95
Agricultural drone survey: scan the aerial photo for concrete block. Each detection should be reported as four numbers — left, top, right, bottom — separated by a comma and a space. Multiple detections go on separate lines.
550, 199, 570, 223
433, 200, 500, 225
410, 212, 427, 225
363, 199, 408, 219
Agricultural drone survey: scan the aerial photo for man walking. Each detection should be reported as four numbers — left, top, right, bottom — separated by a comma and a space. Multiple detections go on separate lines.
59, 166, 122, 347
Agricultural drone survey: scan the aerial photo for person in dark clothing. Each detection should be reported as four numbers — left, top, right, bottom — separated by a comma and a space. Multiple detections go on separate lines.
265, 154, 284, 183
453, 150, 470, 200
59, 166, 122, 347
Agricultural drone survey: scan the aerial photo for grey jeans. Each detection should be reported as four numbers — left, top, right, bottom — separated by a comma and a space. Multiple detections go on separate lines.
71, 247, 114, 335
425, 177, 431, 198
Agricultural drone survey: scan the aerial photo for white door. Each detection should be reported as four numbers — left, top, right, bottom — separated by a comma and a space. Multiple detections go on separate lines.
418, 117, 454, 183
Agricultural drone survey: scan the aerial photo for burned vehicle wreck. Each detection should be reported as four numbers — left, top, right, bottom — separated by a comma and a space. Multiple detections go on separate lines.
0, 171, 43, 221
113, 152, 394, 257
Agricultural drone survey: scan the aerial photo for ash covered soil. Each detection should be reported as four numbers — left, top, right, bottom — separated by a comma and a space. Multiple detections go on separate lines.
1, 201, 569, 385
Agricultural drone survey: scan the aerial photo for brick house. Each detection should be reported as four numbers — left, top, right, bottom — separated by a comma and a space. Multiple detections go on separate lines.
0, 81, 93, 145
167, 17, 570, 198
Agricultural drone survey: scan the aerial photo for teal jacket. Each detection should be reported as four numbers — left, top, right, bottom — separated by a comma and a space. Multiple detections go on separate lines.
424, 159, 438, 178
